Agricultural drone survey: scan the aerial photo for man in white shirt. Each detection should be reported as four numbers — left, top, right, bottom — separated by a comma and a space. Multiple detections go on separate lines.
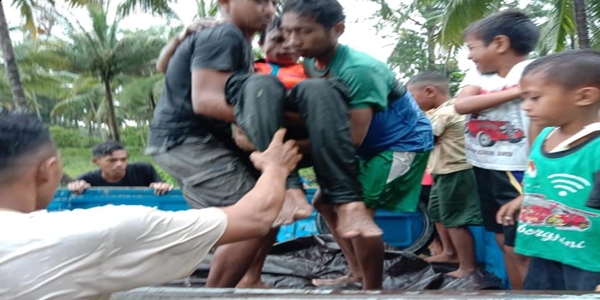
0, 113, 302, 300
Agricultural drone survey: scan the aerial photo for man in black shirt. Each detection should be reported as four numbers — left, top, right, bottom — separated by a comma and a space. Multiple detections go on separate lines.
68, 141, 173, 195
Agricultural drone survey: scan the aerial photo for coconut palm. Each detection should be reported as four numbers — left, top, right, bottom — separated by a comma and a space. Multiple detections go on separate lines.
52, 3, 165, 141
0, 0, 90, 110
373, 0, 598, 53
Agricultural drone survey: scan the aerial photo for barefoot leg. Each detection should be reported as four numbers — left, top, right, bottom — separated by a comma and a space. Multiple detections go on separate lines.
236, 228, 278, 289
312, 191, 363, 287
336, 201, 383, 239
445, 227, 477, 278
425, 223, 458, 263
351, 235, 384, 290
207, 237, 265, 287
272, 188, 313, 227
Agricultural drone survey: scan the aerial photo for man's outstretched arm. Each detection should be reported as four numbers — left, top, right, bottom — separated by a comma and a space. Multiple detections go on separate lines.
215, 129, 301, 246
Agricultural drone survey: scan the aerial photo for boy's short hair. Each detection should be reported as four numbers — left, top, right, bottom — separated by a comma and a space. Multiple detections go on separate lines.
258, 16, 281, 45
464, 10, 539, 56
523, 49, 600, 90
407, 72, 451, 94
282, 0, 345, 29
0, 112, 54, 178
92, 141, 124, 158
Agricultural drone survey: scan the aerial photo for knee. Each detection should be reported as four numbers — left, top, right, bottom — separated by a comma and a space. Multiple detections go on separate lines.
246, 74, 285, 94
293, 78, 350, 108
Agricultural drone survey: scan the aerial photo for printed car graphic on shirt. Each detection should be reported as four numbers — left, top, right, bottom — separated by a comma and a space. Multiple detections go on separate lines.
520, 194, 598, 231
466, 116, 525, 148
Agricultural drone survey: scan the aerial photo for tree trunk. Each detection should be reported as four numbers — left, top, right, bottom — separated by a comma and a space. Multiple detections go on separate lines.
103, 79, 120, 141
573, 0, 590, 48
0, 2, 28, 110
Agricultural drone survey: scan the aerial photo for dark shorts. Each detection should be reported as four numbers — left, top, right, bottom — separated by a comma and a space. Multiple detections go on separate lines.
524, 257, 600, 290
429, 169, 482, 227
473, 167, 523, 247
153, 136, 259, 209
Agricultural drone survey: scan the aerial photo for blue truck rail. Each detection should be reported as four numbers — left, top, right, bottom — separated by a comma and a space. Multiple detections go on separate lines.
48, 187, 508, 286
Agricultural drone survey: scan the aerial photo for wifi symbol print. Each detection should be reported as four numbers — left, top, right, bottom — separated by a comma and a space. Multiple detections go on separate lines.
549, 174, 591, 197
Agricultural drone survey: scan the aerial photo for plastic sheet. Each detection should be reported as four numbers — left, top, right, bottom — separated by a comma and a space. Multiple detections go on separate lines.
184, 235, 502, 291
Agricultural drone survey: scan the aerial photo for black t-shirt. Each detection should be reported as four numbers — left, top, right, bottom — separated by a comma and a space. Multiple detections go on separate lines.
76, 163, 163, 187
147, 23, 254, 154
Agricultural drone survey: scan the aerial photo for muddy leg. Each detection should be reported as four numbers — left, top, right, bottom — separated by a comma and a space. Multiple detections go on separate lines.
312, 191, 363, 286
236, 228, 279, 289
207, 238, 265, 287
272, 188, 313, 227
336, 201, 383, 239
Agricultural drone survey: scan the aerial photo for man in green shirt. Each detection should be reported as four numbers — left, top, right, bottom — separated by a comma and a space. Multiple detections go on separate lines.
281, 0, 433, 290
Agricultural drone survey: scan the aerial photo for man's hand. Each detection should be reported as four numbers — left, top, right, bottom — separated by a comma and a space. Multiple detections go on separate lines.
177, 18, 222, 42
150, 182, 174, 195
250, 129, 302, 173
67, 180, 91, 194
496, 195, 524, 226
232, 124, 256, 152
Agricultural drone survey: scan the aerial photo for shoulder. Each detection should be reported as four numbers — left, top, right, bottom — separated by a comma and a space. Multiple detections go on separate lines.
128, 162, 156, 171
507, 59, 535, 81
77, 169, 101, 181
337, 45, 390, 76
190, 23, 245, 45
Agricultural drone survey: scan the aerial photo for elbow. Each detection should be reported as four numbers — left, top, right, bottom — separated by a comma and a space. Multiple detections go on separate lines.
192, 97, 207, 115
156, 63, 166, 74
453, 100, 470, 115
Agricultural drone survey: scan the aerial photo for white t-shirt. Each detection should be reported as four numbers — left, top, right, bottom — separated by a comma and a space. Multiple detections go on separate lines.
0, 205, 227, 300
460, 60, 533, 171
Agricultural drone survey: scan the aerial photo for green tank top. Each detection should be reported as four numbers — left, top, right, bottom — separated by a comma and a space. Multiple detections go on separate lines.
516, 127, 600, 272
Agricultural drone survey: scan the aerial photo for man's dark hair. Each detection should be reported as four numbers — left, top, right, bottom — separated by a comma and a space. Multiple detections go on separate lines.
463, 10, 539, 56
258, 16, 281, 45
0, 112, 54, 175
282, 0, 345, 29
407, 72, 450, 94
92, 141, 124, 157
523, 49, 600, 90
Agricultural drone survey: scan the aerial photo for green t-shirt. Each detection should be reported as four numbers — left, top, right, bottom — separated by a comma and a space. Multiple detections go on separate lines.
303, 44, 393, 111
516, 127, 600, 272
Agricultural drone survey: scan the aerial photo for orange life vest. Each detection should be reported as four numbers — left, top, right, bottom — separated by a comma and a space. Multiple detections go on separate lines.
254, 61, 307, 90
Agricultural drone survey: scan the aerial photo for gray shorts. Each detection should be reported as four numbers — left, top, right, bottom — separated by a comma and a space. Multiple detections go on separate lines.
153, 135, 258, 209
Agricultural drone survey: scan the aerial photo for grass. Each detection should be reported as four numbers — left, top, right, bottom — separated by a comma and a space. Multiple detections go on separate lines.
59, 147, 316, 187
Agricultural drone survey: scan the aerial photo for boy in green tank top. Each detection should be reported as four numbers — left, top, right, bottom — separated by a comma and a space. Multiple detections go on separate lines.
497, 49, 600, 290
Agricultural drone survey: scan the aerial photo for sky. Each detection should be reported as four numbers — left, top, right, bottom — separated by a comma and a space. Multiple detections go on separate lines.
3, 0, 474, 72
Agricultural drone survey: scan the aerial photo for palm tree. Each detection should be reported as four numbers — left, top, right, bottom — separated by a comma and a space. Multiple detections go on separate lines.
54, 3, 164, 141
372, 0, 596, 53
0, 0, 90, 110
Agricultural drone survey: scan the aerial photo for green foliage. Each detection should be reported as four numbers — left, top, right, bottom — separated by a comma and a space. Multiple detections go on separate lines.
49, 126, 100, 148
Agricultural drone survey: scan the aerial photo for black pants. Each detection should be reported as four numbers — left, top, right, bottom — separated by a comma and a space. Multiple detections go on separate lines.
524, 257, 600, 290
225, 73, 362, 204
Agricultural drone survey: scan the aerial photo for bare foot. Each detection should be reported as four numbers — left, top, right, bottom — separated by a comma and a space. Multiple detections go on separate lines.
336, 202, 383, 239
312, 274, 362, 287
272, 188, 313, 227
424, 253, 459, 264
446, 268, 475, 278
595, 285, 600, 292
236, 280, 275, 289
428, 239, 443, 256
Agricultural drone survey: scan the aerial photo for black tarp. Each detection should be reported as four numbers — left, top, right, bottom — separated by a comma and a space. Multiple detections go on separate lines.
180, 235, 503, 291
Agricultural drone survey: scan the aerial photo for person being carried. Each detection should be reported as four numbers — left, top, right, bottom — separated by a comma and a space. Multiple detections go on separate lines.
408, 72, 482, 278
497, 49, 600, 291
453, 10, 541, 289
68, 141, 173, 195
0, 113, 302, 299
280, 0, 434, 289
148, 0, 381, 289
